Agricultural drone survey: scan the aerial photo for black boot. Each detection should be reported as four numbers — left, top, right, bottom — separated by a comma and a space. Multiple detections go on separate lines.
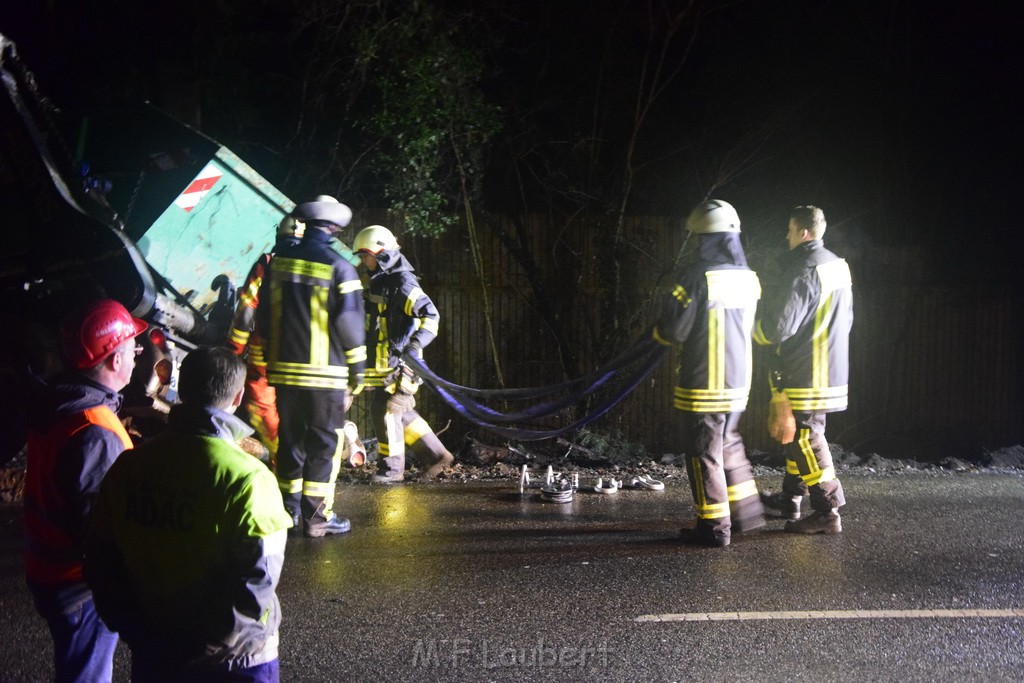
373, 453, 406, 484
760, 490, 803, 521
678, 521, 730, 548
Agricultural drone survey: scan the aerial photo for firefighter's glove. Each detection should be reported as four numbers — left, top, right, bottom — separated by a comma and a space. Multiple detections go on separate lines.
345, 372, 364, 412
386, 390, 416, 415
385, 364, 420, 394
768, 390, 796, 445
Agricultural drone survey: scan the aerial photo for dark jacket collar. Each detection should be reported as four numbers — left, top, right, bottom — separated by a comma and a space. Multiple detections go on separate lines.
695, 232, 748, 268
372, 249, 415, 276
168, 403, 254, 442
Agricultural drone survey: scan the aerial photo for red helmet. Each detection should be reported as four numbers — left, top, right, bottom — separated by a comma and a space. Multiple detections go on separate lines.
61, 299, 148, 370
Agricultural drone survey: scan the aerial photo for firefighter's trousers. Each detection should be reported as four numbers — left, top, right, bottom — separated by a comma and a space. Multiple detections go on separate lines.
681, 411, 764, 536
369, 389, 451, 478
779, 411, 846, 511
275, 386, 346, 522
241, 364, 280, 464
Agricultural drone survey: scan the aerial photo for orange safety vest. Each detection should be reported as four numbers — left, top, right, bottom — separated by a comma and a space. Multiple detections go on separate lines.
23, 406, 132, 584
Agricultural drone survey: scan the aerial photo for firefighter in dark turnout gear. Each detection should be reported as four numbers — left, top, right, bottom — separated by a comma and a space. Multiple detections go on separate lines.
259, 196, 366, 537
653, 200, 765, 547
25, 298, 146, 682
753, 205, 852, 534
226, 216, 303, 464
352, 225, 454, 483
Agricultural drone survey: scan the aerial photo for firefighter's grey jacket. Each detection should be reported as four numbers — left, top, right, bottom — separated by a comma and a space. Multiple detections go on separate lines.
85, 404, 292, 672
753, 239, 853, 412
653, 232, 761, 413
260, 229, 366, 391
363, 249, 440, 390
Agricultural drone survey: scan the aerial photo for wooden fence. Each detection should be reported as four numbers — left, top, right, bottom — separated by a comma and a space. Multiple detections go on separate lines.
349, 212, 1024, 461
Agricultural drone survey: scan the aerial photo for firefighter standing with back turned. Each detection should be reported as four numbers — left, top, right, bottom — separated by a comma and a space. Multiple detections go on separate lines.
652, 200, 765, 548
754, 205, 853, 534
260, 196, 366, 537
226, 215, 303, 465
352, 225, 454, 484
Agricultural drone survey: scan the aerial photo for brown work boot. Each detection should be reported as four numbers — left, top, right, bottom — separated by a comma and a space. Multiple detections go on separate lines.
784, 508, 841, 535
419, 451, 454, 481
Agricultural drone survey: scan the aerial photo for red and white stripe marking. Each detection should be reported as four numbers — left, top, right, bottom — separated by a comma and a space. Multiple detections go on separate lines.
174, 163, 223, 212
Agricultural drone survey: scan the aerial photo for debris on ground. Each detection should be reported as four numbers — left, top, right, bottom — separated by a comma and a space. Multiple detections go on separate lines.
1, 434, 1021, 506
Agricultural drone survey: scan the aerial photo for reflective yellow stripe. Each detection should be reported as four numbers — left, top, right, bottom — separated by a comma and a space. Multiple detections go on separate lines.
303, 481, 335, 498
706, 270, 760, 308
249, 342, 265, 367
691, 458, 728, 519
418, 317, 439, 336
752, 320, 771, 346
674, 386, 749, 412
278, 478, 302, 494
269, 362, 348, 377
229, 328, 251, 347
311, 286, 330, 366
266, 374, 348, 390
727, 479, 758, 502
786, 459, 800, 475
273, 257, 333, 282
404, 287, 425, 316
404, 416, 432, 445
816, 259, 852, 292
384, 413, 405, 458
652, 326, 672, 346
345, 346, 367, 364
796, 428, 836, 486
785, 386, 849, 398
337, 278, 363, 294
240, 275, 262, 307
813, 291, 832, 388
788, 396, 848, 411
707, 308, 724, 390
269, 281, 283, 365
785, 385, 848, 411
672, 284, 691, 307
696, 501, 730, 519
674, 397, 749, 412
802, 466, 836, 487
675, 387, 749, 400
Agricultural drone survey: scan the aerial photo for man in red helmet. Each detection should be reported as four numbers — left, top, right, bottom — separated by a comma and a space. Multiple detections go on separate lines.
23, 298, 146, 682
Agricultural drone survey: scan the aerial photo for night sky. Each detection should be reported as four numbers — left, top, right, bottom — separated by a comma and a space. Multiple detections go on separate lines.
2, 1, 1022, 283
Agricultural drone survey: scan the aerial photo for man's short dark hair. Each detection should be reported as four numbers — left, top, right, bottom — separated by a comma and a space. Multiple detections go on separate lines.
178, 347, 245, 409
790, 206, 827, 239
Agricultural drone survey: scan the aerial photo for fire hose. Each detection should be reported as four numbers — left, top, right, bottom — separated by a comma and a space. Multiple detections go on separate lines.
401, 337, 668, 441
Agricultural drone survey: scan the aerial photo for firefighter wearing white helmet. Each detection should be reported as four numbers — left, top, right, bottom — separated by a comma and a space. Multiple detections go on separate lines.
651, 198, 764, 547
259, 196, 366, 537
226, 214, 305, 464
353, 224, 400, 253
685, 199, 741, 234
352, 224, 454, 484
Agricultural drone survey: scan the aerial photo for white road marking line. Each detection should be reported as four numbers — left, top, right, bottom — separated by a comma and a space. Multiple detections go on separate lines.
635, 608, 1024, 623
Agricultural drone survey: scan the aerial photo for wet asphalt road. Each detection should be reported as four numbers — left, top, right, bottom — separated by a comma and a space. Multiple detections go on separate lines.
2, 469, 1023, 682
